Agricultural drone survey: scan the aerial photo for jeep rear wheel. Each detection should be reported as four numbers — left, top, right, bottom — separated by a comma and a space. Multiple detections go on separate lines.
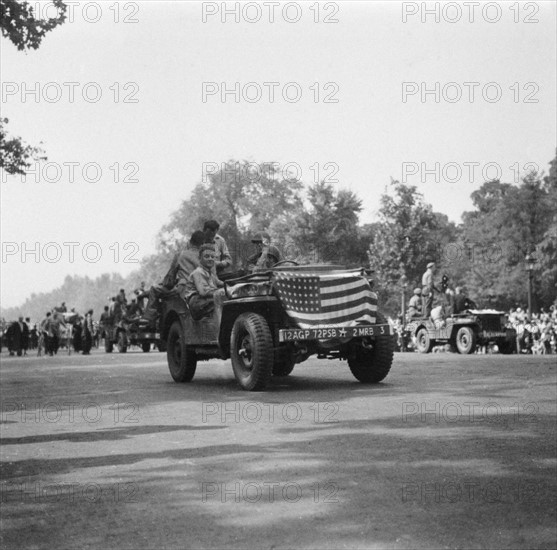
167, 321, 197, 382
416, 328, 433, 354
348, 312, 394, 383
231, 313, 273, 391
456, 326, 476, 354
142, 342, 151, 353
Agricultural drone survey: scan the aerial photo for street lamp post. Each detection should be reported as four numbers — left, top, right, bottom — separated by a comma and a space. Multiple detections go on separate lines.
525, 253, 536, 320
400, 275, 408, 352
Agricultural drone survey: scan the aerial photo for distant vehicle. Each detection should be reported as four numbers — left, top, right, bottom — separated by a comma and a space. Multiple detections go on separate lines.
160, 263, 395, 391
405, 310, 516, 354
104, 317, 162, 353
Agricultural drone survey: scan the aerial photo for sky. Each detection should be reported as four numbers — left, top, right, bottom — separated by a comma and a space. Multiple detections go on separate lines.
1, 0, 556, 309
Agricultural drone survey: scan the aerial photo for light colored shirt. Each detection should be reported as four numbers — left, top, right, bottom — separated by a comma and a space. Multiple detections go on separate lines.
422, 269, 434, 289
185, 266, 224, 300
175, 247, 201, 285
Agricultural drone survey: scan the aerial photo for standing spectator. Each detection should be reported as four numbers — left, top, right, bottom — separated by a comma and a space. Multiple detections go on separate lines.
22, 317, 30, 355
99, 306, 110, 339
10, 317, 29, 357
73, 317, 83, 352
41, 312, 54, 356
30, 323, 38, 350
421, 262, 438, 318
82, 310, 94, 355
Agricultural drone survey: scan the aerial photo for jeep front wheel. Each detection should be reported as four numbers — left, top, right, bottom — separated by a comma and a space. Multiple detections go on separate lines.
416, 328, 433, 354
167, 321, 197, 382
456, 326, 476, 354
230, 313, 273, 391
348, 313, 394, 383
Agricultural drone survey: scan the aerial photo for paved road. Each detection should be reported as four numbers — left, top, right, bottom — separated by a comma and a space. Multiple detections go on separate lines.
1, 348, 555, 549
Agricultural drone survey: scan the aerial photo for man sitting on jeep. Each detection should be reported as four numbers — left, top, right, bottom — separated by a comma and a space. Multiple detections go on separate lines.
141, 230, 206, 326
184, 244, 226, 322
246, 232, 282, 272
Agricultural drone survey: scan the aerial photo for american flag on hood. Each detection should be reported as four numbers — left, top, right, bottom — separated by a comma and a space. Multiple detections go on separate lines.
272, 270, 377, 328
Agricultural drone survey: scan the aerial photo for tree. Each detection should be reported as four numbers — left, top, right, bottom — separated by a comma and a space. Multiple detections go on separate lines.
0, 117, 46, 175
1, 0, 66, 51
1, 1, 67, 175
458, 156, 557, 310
273, 182, 370, 266
159, 160, 303, 267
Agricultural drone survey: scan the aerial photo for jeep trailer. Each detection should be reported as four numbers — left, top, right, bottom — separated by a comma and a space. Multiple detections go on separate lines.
160, 264, 395, 391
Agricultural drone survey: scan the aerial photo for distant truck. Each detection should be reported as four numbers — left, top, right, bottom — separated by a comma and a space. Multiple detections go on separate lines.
405, 309, 516, 354
104, 318, 162, 353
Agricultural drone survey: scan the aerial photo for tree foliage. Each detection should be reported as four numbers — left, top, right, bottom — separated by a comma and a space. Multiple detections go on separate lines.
1, 0, 66, 51
1, 1, 67, 177
159, 160, 304, 266
458, 160, 557, 310
0, 117, 47, 175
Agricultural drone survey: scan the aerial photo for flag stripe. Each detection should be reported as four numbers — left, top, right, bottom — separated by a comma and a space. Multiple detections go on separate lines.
290, 311, 376, 325
321, 294, 377, 312
321, 284, 373, 301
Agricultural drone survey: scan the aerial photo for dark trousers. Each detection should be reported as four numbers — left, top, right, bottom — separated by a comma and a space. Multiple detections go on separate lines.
422, 287, 434, 318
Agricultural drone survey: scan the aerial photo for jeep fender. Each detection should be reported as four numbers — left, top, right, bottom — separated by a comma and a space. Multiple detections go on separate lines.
219, 297, 285, 358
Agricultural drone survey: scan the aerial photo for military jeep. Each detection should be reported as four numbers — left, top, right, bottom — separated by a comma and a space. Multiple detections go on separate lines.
159, 264, 395, 391
406, 309, 516, 354
104, 318, 161, 353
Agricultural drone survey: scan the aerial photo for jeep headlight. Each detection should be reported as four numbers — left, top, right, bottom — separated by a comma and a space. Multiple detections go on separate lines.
228, 282, 273, 299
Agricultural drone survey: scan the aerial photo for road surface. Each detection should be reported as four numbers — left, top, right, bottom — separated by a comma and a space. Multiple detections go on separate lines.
1, 348, 555, 549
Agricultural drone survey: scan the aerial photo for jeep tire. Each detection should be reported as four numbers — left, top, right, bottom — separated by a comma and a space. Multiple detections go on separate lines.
348, 312, 394, 383
142, 341, 151, 353
167, 321, 197, 382
231, 313, 273, 391
416, 327, 433, 354
456, 326, 476, 354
